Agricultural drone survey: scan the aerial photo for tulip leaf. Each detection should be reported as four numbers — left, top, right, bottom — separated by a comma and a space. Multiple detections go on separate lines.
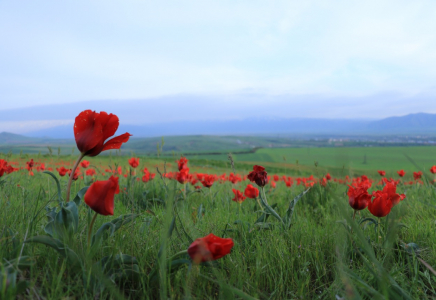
259, 191, 284, 226
24, 236, 82, 271
283, 188, 310, 229
255, 203, 278, 223
72, 186, 89, 207
44, 201, 79, 240
91, 214, 139, 253
42, 171, 62, 203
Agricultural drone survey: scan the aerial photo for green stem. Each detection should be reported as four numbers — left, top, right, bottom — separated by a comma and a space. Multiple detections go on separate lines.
65, 153, 84, 203
87, 212, 98, 249
261, 187, 268, 206
169, 250, 188, 262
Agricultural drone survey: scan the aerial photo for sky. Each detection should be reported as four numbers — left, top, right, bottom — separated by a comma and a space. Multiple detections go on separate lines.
1, 0, 436, 133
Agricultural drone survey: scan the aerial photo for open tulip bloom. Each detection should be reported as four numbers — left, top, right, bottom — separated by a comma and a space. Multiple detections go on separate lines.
187, 233, 234, 263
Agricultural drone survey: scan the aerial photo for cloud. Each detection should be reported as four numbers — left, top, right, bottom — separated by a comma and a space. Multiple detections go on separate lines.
1, 0, 436, 111
0, 120, 73, 134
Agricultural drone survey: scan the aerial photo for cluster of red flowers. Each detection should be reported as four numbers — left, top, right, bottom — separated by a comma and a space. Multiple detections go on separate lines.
0, 159, 15, 177
347, 175, 406, 218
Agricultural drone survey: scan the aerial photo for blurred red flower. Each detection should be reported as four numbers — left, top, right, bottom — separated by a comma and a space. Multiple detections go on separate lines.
413, 171, 422, 180
201, 174, 215, 188
74, 110, 131, 157
188, 233, 234, 263
56, 166, 69, 177
177, 156, 189, 171
368, 182, 401, 217
397, 170, 406, 177
347, 184, 372, 211
244, 184, 259, 199
84, 176, 120, 216
430, 166, 436, 174
378, 170, 386, 176
128, 157, 140, 168
81, 160, 90, 168
247, 165, 268, 187
231, 189, 246, 203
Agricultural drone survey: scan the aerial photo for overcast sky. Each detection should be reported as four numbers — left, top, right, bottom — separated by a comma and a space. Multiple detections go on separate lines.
1, 0, 436, 133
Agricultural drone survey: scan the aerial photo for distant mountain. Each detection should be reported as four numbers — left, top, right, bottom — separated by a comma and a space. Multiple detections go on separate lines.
366, 113, 436, 133
0, 132, 39, 144
23, 113, 436, 138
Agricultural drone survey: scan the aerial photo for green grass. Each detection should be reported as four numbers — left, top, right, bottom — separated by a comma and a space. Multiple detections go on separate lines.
1, 154, 436, 299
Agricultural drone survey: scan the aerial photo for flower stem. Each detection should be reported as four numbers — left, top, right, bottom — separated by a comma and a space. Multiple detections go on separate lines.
65, 153, 84, 203
87, 212, 98, 249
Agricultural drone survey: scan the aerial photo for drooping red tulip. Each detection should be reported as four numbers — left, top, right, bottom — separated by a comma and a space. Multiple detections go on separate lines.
187, 233, 234, 263
244, 184, 259, 199
397, 170, 406, 177
74, 110, 131, 157
231, 189, 246, 203
81, 160, 90, 168
128, 157, 140, 168
84, 176, 120, 216
378, 170, 386, 176
247, 165, 268, 187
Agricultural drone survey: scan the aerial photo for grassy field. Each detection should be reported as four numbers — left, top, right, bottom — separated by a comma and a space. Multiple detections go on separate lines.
1, 153, 436, 299
186, 146, 436, 177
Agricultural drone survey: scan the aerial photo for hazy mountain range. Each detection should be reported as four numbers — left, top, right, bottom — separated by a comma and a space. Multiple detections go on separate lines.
17, 112, 436, 139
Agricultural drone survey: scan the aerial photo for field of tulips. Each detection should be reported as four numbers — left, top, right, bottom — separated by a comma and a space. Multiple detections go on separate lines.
1, 110, 436, 299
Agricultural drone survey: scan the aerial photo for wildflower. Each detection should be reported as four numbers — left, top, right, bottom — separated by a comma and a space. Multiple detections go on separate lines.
188, 233, 234, 263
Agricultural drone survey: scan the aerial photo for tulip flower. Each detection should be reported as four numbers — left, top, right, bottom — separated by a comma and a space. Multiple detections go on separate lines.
201, 174, 215, 188
397, 170, 406, 177
84, 176, 120, 216
378, 170, 386, 176
81, 160, 90, 168
413, 171, 422, 180
128, 157, 140, 168
188, 233, 234, 263
231, 189, 246, 203
247, 165, 268, 187
430, 166, 436, 174
347, 185, 372, 211
56, 166, 69, 177
74, 110, 131, 157
177, 156, 188, 171
84, 175, 120, 247
368, 182, 401, 218
244, 184, 259, 199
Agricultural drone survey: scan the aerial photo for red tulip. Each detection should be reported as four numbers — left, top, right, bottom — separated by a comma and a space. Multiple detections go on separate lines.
187, 233, 234, 263
273, 175, 279, 182
231, 189, 246, 203
378, 170, 386, 176
248, 165, 268, 187
74, 110, 131, 157
81, 160, 90, 168
325, 173, 332, 181
201, 174, 215, 188
413, 171, 422, 180
128, 157, 140, 168
177, 156, 188, 171
368, 182, 401, 217
347, 185, 372, 211
84, 176, 120, 216
86, 168, 96, 176
56, 166, 69, 177
176, 168, 190, 184
397, 170, 406, 177
244, 184, 259, 199
430, 166, 436, 174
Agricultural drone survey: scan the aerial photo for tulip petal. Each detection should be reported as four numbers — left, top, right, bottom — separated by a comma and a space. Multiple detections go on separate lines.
102, 132, 132, 152
74, 110, 103, 154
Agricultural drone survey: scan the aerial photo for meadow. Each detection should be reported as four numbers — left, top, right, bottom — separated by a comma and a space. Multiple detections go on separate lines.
1, 149, 436, 299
